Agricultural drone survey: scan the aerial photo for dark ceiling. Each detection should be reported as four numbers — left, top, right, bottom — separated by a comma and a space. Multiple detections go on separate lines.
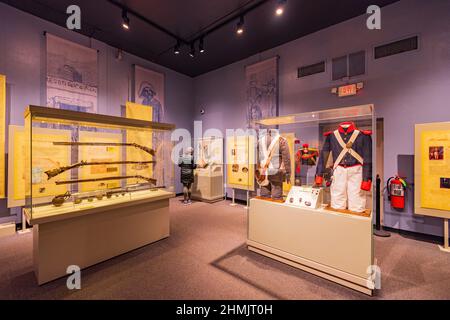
1, 0, 399, 77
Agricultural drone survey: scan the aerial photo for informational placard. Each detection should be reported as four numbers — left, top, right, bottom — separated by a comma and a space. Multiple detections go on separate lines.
0, 75, 6, 199
8, 125, 71, 207
281, 133, 295, 196
285, 186, 323, 209
415, 123, 450, 214
226, 135, 255, 191
78, 131, 123, 192
125, 101, 154, 185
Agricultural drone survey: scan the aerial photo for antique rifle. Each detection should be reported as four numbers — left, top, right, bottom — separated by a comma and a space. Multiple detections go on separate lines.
53, 142, 156, 156
51, 185, 165, 207
45, 160, 156, 180
55, 175, 157, 185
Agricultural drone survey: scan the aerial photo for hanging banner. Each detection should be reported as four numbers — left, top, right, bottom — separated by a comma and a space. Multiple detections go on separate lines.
0, 75, 6, 198
46, 33, 98, 113
245, 57, 278, 129
134, 65, 165, 123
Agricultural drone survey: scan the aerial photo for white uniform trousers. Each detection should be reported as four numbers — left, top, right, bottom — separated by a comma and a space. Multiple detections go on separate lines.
330, 165, 366, 212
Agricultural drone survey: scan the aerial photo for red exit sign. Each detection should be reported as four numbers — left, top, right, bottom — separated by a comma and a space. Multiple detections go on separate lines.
338, 84, 358, 97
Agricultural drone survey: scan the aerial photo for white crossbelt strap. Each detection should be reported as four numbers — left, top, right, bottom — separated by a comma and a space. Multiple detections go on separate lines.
333, 129, 364, 169
261, 134, 281, 168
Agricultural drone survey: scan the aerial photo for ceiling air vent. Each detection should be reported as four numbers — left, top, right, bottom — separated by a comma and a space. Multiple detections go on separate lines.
375, 36, 418, 59
298, 61, 325, 78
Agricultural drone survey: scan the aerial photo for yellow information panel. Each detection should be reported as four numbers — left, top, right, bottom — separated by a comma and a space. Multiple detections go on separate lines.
78, 131, 123, 192
125, 102, 153, 185
281, 133, 295, 196
227, 135, 255, 191
420, 128, 450, 211
0, 75, 6, 198
8, 125, 71, 207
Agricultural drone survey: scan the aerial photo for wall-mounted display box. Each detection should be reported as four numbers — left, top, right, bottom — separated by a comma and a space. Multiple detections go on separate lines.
23, 106, 175, 284
247, 104, 376, 295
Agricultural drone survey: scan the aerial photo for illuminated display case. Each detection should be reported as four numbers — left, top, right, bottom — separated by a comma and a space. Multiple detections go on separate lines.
24, 105, 175, 223
251, 104, 376, 213
247, 104, 377, 295
192, 136, 224, 202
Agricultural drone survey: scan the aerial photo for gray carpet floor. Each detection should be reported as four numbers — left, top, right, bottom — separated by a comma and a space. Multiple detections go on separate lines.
0, 197, 449, 300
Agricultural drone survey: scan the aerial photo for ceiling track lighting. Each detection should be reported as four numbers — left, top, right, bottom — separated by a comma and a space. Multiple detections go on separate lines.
199, 38, 205, 53
174, 40, 181, 55
122, 9, 130, 30
236, 16, 244, 35
276, 0, 287, 16
189, 43, 195, 58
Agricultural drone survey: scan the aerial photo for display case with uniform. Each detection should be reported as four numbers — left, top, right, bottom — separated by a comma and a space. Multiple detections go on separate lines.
23, 105, 175, 284
247, 104, 376, 295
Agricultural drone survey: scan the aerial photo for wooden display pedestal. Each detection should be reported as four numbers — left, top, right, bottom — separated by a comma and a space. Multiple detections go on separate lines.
26, 191, 173, 285
247, 198, 374, 295
192, 169, 224, 203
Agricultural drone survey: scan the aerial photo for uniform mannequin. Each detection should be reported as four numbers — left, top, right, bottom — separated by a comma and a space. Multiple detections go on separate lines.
258, 129, 292, 200
315, 122, 372, 212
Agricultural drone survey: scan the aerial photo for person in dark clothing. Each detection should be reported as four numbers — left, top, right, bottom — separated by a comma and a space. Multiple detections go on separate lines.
178, 147, 197, 204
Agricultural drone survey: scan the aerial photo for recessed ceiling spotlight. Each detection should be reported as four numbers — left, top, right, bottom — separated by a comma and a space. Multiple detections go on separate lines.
174, 40, 181, 55
236, 16, 244, 35
276, 0, 287, 16
122, 9, 130, 30
189, 43, 195, 58
199, 37, 205, 53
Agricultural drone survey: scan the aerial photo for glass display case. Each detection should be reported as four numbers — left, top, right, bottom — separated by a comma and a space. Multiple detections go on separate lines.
191, 136, 224, 202
226, 134, 256, 192
247, 104, 376, 295
251, 104, 376, 215
24, 105, 175, 222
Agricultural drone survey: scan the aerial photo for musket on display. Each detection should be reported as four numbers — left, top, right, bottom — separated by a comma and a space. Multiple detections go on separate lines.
52, 142, 156, 156
54, 175, 157, 186
45, 160, 156, 180
51, 185, 165, 207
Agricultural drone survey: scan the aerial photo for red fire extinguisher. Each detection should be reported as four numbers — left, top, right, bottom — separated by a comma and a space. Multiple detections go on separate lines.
387, 176, 407, 209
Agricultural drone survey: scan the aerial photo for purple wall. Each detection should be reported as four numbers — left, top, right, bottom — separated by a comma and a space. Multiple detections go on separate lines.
0, 3, 194, 221
0, 0, 449, 237
193, 0, 450, 237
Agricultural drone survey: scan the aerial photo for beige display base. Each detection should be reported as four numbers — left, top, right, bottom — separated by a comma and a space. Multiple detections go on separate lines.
192, 169, 224, 203
0, 222, 16, 238
25, 190, 174, 285
247, 198, 374, 296
439, 219, 450, 252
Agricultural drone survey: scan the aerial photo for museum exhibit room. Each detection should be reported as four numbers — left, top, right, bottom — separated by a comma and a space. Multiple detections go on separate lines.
0, 0, 450, 307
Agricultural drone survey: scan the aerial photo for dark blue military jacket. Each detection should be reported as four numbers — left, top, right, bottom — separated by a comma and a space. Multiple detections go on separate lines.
316, 124, 372, 182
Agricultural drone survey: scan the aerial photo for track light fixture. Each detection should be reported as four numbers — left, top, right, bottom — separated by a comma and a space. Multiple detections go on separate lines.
276, 0, 287, 16
174, 40, 181, 55
189, 43, 195, 58
236, 16, 244, 35
199, 37, 205, 53
122, 9, 130, 30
